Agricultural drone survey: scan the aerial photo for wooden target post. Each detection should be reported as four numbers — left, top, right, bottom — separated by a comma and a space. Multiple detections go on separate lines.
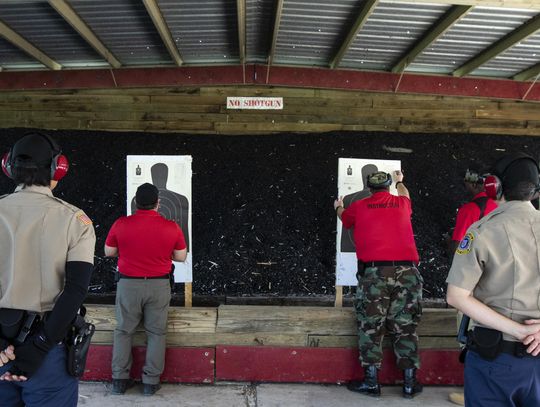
185, 282, 192, 307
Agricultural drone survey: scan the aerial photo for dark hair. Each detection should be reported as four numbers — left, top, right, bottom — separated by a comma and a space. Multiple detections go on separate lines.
12, 166, 51, 187
135, 201, 157, 210
503, 181, 537, 201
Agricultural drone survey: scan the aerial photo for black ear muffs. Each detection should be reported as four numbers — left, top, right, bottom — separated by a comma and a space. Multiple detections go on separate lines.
484, 153, 540, 200
1, 133, 69, 181
366, 171, 392, 189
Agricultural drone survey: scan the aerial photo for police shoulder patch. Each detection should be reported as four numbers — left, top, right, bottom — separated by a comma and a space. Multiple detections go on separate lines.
456, 232, 474, 255
76, 211, 92, 226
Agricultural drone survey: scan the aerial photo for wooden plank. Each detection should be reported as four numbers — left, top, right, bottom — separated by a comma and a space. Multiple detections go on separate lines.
92, 331, 308, 347
393, 0, 540, 10
185, 282, 192, 307
217, 306, 357, 335
307, 335, 459, 349
216, 306, 456, 336
335, 286, 343, 307
86, 305, 217, 333
214, 122, 344, 134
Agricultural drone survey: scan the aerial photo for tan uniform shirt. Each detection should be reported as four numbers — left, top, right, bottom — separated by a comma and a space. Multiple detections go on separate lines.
446, 200, 540, 341
0, 185, 95, 312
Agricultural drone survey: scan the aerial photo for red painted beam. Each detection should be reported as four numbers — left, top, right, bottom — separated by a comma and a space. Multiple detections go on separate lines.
0, 66, 251, 90
259, 65, 540, 101
1, 64, 538, 102
82, 345, 215, 383
215, 346, 463, 385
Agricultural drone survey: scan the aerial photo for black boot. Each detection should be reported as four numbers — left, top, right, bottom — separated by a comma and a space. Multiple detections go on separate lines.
403, 368, 423, 398
347, 365, 381, 397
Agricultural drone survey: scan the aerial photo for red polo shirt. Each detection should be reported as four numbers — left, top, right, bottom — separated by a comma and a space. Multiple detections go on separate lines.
105, 210, 187, 277
451, 191, 497, 241
341, 190, 419, 262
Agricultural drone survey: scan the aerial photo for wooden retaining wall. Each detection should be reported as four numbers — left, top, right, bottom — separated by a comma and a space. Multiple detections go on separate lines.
83, 305, 463, 384
1, 86, 540, 136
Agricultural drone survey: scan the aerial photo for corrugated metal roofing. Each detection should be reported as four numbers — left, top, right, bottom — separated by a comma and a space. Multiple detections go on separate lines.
0, 0, 540, 81
0, 1, 104, 68
473, 29, 540, 77
408, 7, 538, 75
158, 0, 240, 64
246, 0, 274, 63
341, 1, 451, 71
70, 0, 172, 66
0, 36, 44, 70
274, 0, 360, 66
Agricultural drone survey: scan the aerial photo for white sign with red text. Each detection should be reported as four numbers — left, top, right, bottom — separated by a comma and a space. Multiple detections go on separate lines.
226, 97, 283, 110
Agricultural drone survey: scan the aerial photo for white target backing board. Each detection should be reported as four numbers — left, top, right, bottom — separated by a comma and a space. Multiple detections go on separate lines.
127, 155, 193, 283
336, 158, 401, 286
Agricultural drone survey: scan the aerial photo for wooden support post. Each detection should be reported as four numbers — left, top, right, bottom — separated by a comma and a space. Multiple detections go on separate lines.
335, 285, 343, 307
185, 282, 193, 307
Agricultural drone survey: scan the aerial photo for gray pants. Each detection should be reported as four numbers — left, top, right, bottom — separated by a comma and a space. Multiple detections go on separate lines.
112, 278, 171, 385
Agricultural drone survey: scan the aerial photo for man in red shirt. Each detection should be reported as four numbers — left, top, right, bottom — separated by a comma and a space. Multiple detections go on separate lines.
105, 183, 187, 396
334, 170, 422, 398
449, 169, 498, 254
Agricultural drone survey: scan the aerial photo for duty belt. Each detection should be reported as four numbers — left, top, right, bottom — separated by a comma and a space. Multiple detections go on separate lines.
500, 340, 540, 358
119, 273, 170, 280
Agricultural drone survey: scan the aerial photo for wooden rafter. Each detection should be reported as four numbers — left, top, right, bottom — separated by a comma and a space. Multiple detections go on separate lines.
330, 0, 379, 69
387, 0, 540, 10
48, 0, 121, 69
267, 0, 284, 67
0, 19, 62, 70
142, 0, 183, 66
453, 13, 540, 77
514, 62, 540, 82
391, 5, 472, 73
237, 0, 246, 65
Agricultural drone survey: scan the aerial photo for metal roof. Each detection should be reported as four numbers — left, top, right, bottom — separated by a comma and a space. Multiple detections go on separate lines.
0, 0, 540, 81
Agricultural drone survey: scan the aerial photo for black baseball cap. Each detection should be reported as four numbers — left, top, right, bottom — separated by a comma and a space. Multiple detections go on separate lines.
136, 183, 159, 206
11, 133, 55, 168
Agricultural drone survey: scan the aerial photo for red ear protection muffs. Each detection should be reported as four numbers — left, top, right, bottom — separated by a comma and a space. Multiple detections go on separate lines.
367, 171, 392, 189
2, 133, 69, 181
484, 153, 540, 200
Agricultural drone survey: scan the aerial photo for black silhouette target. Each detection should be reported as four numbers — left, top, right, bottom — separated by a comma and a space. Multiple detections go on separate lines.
130, 162, 190, 250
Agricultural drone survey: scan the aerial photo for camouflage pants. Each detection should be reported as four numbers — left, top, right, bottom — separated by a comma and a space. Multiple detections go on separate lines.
354, 264, 423, 369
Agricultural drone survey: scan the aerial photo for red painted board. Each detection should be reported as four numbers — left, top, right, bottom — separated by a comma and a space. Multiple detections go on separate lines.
215, 346, 463, 385
0, 65, 250, 90
82, 345, 215, 383
258, 65, 540, 101
1, 64, 539, 102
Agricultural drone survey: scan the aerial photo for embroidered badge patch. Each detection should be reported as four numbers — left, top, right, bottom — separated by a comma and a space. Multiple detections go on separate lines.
456, 232, 474, 255
76, 212, 92, 226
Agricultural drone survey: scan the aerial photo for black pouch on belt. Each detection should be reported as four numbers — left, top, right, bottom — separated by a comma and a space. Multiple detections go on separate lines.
65, 306, 95, 377
468, 327, 503, 361
0, 309, 26, 341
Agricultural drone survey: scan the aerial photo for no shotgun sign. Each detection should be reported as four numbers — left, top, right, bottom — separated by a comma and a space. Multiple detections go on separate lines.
227, 97, 283, 110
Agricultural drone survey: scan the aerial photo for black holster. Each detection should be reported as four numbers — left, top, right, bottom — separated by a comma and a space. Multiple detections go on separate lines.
467, 327, 503, 361
65, 306, 95, 378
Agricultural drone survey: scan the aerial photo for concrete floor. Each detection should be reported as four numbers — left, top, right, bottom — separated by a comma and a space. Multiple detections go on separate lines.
78, 382, 463, 407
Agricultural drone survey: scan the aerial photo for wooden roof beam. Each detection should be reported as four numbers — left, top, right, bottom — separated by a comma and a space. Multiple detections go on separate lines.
267, 0, 284, 68
514, 62, 540, 81
454, 13, 540, 77
389, 0, 540, 10
237, 0, 246, 65
48, 0, 121, 69
142, 0, 183, 66
0, 19, 62, 70
330, 0, 379, 69
391, 5, 472, 73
